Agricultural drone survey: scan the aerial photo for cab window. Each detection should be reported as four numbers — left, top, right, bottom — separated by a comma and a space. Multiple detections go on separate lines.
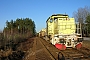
50, 19, 53, 23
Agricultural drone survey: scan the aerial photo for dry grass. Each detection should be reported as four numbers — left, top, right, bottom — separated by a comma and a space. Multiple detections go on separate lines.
83, 40, 90, 49
0, 48, 12, 57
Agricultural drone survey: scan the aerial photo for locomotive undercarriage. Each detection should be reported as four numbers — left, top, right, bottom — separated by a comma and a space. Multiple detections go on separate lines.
50, 34, 83, 50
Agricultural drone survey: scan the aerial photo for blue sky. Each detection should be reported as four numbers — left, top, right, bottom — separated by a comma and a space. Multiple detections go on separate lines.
0, 0, 90, 32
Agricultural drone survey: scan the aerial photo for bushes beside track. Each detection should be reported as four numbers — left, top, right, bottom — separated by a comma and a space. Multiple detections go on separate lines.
0, 18, 36, 60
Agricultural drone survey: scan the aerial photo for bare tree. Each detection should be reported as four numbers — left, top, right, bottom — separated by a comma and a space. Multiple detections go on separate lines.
73, 6, 90, 23
73, 6, 90, 36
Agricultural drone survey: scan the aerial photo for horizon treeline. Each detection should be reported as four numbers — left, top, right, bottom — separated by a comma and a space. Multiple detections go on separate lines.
3, 18, 36, 39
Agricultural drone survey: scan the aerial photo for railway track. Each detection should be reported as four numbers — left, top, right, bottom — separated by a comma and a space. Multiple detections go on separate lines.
39, 37, 90, 60
24, 37, 90, 60
61, 48, 90, 60
35, 37, 55, 60
38, 37, 65, 60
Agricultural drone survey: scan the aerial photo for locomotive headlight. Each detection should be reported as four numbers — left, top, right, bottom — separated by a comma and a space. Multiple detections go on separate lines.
72, 38, 74, 42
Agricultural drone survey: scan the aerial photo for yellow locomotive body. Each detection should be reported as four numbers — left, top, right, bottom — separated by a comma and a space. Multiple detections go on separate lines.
46, 14, 76, 36
46, 14, 83, 50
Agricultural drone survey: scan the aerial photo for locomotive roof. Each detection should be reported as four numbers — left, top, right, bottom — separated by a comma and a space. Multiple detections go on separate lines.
52, 14, 68, 16
46, 14, 69, 22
